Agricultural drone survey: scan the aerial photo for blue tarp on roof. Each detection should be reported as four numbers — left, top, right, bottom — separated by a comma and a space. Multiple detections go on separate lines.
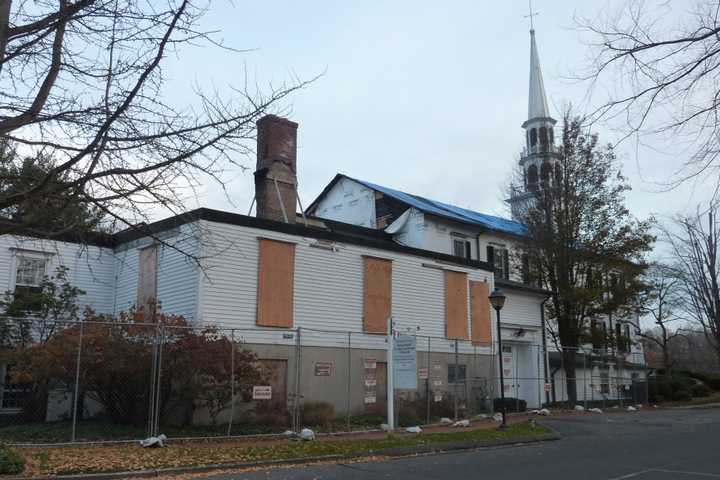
348, 176, 527, 237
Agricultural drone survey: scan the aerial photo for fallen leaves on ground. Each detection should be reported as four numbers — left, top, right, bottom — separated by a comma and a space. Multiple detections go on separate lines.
18, 422, 550, 476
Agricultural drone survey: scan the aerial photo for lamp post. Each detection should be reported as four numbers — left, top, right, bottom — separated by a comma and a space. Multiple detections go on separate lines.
489, 287, 507, 429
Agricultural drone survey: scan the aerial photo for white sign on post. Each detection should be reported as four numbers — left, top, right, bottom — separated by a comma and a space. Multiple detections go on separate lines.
394, 334, 417, 390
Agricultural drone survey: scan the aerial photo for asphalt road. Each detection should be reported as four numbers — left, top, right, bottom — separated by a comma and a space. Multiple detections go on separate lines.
201, 408, 720, 480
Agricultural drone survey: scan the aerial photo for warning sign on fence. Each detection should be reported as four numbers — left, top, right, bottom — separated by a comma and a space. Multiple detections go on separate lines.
252, 386, 272, 400
314, 362, 333, 376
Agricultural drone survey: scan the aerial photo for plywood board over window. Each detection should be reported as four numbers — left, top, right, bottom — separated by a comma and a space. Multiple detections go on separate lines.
363, 256, 392, 333
137, 245, 158, 317
257, 238, 296, 328
445, 270, 469, 340
470, 281, 492, 345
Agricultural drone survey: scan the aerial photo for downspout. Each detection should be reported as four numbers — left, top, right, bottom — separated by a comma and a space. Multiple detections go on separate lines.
541, 295, 551, 405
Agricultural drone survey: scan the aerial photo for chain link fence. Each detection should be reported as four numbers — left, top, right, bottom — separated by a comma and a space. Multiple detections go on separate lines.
0, 316, 651, 444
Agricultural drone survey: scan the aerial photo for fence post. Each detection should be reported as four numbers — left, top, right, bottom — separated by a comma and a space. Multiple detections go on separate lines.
346, 331, 351, 432
558, 347, 564, 407
582, 349, 587, 410
154, 323, 165, 437
426, 336, 431, 424
293, 327, 302, 432
536, 345, 541, 409
70, 319, 84, 442
227, 329, 236, 437
147, 323, 159, 438
454, 339, 459, 421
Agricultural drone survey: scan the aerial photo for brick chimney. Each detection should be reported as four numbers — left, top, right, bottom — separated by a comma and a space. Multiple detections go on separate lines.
254, 115, 298, 223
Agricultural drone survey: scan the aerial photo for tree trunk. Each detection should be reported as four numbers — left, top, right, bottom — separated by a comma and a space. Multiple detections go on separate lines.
562, 348, 578, 405
662, 343, 672, 378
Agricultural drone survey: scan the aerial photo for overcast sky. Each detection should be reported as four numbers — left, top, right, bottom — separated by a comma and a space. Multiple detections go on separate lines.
163, 1, 713, 254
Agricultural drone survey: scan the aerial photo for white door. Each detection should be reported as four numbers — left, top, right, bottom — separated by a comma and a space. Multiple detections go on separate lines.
503, 344, 541, 409
501, 345, 516, 398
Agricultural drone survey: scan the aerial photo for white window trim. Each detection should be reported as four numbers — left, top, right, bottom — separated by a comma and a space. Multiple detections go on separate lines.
9, 249, 54, 293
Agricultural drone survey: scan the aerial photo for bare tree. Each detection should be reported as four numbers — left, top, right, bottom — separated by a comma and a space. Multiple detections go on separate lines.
514, 111, 654, 404
0, 0, 310, 241
637, 263, 688, 375
665, 204, 720, 365
579, 0, 720, 189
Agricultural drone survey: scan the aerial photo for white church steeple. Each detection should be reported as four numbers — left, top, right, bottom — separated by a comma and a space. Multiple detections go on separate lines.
527, 29, 551, 123
509, 24, 561, 219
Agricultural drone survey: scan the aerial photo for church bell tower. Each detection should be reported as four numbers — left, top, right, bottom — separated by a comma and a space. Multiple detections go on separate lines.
509, 27, 560, 219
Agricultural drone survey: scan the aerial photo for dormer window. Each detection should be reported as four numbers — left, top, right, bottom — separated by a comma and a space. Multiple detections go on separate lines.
452, 236, 472, 260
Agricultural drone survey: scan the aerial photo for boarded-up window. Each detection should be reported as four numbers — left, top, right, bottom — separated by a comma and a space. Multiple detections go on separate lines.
137, 245, 158, 317
363, 256, 392, 333
257, 238, 296, 327
470, 281, 492, 345
445, 270, 469, 340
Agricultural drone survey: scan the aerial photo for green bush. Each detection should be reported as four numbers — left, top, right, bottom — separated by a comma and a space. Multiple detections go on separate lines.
301, 401, 335, 428
494, 397, 527, 413
676, 371, 720, 392
669, 375, 695, 393
672, 389, 692, 402
0, 445, 25, 475
398, 414, 424, 427
691, 383, 713, 398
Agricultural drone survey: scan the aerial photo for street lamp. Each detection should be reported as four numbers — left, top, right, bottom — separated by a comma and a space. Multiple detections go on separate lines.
489, 287, 507, 429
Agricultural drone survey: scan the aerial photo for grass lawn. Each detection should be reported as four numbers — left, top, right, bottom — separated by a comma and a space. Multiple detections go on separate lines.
0, 413, 470, 443
19, 422, 552, 476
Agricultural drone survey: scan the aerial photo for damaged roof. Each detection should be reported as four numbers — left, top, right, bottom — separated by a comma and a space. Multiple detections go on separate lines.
309, 174, 527, 237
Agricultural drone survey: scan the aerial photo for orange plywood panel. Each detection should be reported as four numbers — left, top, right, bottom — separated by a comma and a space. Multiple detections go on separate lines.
363, 257, 392, 333
257, 239, 296, 327
445, 270, 469, 340
470, 280, 492, 346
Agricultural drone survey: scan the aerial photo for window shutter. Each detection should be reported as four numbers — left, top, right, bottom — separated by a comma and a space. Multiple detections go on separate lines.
503, 249, 510, 280
257, 238, 296, 327
465, 241, 472, 260
363, 256, 392, 333
486, 246, 494, 265
445, 270, 469, 340
470, 281, 491, 345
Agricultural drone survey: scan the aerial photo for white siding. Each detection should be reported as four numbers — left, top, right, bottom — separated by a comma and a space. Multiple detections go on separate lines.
113, 224, 200, 320
312, 177, 376, 227
198, 219, 494, 354
422, 216, 479, 259
0, 235, 115, 314
501, 291, 544, 329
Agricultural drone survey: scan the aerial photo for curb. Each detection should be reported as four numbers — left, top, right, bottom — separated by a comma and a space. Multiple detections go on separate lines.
13, 432, 560, 480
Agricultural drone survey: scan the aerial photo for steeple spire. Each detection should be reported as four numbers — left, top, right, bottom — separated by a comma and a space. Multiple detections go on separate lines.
508, 7, 560, 220
527, 29, 551, 122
